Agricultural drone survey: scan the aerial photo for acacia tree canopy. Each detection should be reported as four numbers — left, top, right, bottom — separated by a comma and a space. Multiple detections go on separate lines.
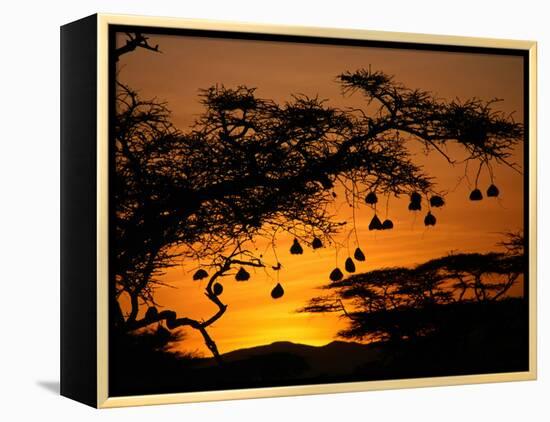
299, 234, 525, 342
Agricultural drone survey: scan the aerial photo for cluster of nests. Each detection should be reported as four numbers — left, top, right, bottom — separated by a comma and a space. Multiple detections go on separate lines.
365, 191, 444, 230
365, 184, 500, 231
325, 185, 500, 283
289, 236, 366, 282
192, 184, 502, 295
192, 263, 284, 299
328, 247, 366, 282
470, 184, 500, 201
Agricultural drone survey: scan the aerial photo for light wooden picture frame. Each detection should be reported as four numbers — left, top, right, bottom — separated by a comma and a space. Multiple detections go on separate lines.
60, 13, 537, 408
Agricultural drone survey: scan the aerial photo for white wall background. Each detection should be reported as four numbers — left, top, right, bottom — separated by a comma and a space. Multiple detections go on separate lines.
0, 0, 546, 420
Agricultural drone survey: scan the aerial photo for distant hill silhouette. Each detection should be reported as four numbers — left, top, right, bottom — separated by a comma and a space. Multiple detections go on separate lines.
110, 298, 528, 397
194, 340, 384, 378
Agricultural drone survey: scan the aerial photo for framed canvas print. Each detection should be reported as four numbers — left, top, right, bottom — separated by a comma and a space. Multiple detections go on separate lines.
60, 14, 537, 408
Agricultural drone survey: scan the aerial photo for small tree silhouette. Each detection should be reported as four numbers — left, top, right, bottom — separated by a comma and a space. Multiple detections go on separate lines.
112, 36, 524, 361
299, 233, 525, 342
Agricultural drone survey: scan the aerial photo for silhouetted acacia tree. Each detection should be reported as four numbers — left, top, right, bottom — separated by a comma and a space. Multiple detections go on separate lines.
112, 36, 523, 361
299, 233, 525, 342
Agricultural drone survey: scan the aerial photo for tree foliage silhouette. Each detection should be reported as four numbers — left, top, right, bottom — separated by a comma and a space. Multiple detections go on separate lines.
299, 233, 525, 342
112, 36, 523, 361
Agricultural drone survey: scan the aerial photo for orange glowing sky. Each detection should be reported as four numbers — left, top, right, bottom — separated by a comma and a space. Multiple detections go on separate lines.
116, 32, 524, 356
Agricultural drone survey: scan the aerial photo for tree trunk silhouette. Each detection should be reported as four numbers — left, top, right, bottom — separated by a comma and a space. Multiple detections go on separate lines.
122, 247, 264, 362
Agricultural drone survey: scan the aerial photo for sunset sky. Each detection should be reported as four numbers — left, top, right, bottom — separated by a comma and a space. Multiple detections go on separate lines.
115, 32, 525, 356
